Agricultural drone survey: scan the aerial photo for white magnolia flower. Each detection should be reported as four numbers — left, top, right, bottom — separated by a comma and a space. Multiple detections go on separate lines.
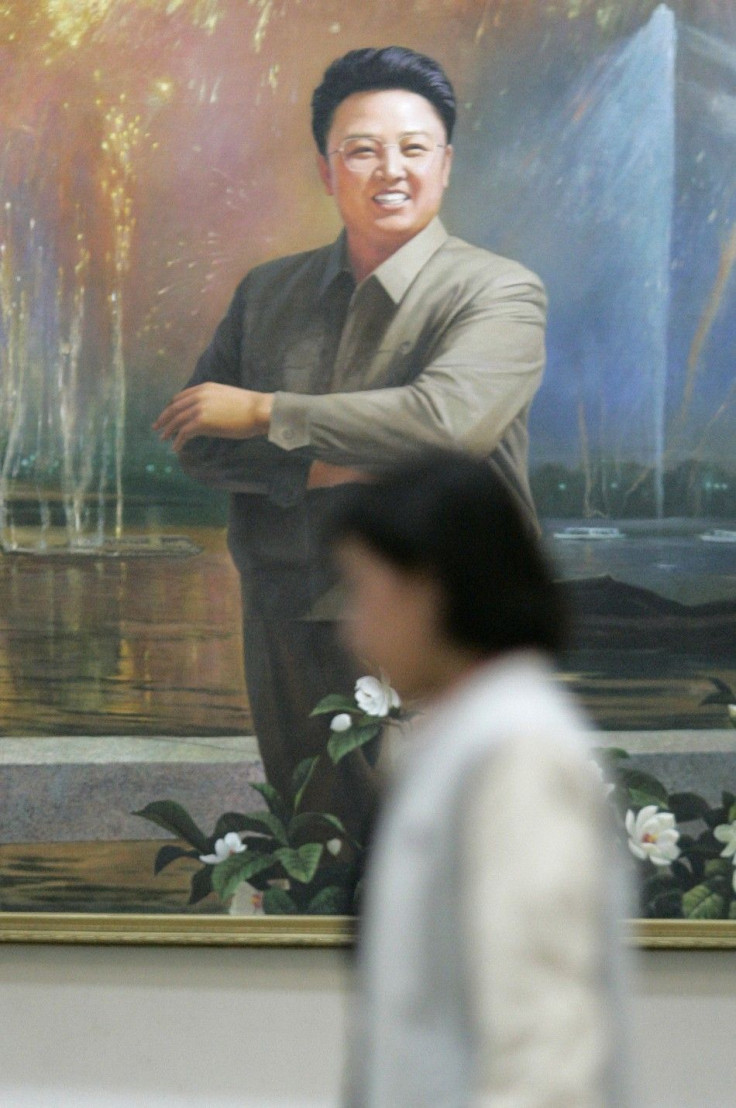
355, 674, 401, 717
714, 820, 736, 859
711, 814, 736, 895
199, 831, 246, 865
326, 838, 342, 857
330, 713, 353, 732
625, 805, 680, 866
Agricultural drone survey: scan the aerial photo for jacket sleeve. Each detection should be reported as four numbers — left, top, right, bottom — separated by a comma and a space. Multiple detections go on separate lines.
176, 276, 312, 507
268, 268, 546, 470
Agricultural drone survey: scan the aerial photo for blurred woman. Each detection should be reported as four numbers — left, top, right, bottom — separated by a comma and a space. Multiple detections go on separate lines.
329, 451, 631, 1107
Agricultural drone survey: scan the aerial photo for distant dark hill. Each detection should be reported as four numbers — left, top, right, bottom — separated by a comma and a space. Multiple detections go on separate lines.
561, 576, 736, 655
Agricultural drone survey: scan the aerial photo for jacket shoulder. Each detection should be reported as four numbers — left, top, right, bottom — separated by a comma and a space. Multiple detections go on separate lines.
440, 234, 544, 291
235, 242, 335, 295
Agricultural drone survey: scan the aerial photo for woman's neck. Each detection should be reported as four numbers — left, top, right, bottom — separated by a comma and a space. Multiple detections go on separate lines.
413, 643, 490, 704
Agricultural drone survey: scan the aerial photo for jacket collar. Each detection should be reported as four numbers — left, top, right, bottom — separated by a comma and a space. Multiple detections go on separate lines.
318, 217, 449, 303
371, 217, 448, 303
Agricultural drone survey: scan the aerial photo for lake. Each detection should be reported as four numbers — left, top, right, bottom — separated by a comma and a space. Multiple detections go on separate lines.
1, 519, 735, 737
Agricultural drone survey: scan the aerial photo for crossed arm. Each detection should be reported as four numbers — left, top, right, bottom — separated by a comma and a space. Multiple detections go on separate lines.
153, 268, 546, 491
153, 384, 367, 489
153, 382, 273, 451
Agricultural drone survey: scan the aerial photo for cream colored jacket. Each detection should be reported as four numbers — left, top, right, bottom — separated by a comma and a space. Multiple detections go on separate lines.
346, 652, 632, 1107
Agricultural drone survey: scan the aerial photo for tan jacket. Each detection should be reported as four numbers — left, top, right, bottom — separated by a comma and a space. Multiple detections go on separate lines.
180, 219, 546, 616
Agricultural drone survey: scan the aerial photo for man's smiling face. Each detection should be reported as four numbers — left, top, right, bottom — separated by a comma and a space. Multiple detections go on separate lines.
317, 88, 453, 267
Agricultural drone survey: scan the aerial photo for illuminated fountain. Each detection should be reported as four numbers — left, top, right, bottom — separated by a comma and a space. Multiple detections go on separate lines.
456, 3, 678, 520
0, 95, 197, 558
0, 96, 124, 552
0, 202, 100, 553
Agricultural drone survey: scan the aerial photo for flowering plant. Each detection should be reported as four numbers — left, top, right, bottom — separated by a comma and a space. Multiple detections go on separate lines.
135, 675, 401, 913
310, 674, 402, 765
598, 748, 736, 919
137, 667, 736, 921
135, 754, 361, 914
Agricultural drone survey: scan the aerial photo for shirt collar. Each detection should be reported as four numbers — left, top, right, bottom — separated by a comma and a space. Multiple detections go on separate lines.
371, 218, 448, 303
317, 232, 353, 299
317, 217, 449, 304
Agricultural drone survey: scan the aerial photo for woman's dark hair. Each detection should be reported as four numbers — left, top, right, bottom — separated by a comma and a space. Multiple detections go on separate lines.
327, 452, 568, 657
311, 46, 456, 155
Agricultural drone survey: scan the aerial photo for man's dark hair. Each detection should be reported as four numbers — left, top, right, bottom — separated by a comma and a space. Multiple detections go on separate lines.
327, 451, 568, 657
311, 46, 456, 155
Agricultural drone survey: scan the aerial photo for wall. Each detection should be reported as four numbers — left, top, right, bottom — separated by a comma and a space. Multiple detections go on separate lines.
1, 945, 735, 1107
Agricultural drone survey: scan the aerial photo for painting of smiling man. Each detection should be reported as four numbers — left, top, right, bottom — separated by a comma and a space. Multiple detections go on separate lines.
153, 47, 546, 842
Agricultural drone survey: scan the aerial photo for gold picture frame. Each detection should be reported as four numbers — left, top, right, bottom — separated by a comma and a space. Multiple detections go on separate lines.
0, 912, 355, 947
2, 4, 735, 946
3, 915, 736, 950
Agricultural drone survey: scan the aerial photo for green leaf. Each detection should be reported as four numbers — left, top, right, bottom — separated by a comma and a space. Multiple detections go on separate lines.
213, 811, 252, 838
645, 888, 683, 919
704, 806, 730, 829
668, 792, 711, 823
288, 812, 348, 841
154, 844, 199, 875
682, 883, 726, 919
262, 887, 298, 915
327, 722, 382, 765
729, 802, 736, 823
292, 756, 319, 813
310, 694, 357, 716
704, 859, 732, 879
211, 853, 276, 901
274, 843, 324, 884
618, 768, 669, 810
641, 871, 677, 900
306, 885, 352, 915
219, 811, 288, 845
729, 899, 736, 921
249, 781, 289, 822
133, 801, 209, 853
239, 835, 277, 855
188, 866, 214, 905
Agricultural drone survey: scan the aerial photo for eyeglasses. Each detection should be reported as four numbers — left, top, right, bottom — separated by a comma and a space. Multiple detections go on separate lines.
328, 134, 447, 174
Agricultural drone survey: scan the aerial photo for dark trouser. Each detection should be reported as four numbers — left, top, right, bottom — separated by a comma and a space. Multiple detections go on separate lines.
242, 614, 380, 845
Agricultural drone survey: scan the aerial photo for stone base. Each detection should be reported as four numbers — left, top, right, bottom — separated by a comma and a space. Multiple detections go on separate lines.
597, 729, 736, 806
1, 735, 265, 844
